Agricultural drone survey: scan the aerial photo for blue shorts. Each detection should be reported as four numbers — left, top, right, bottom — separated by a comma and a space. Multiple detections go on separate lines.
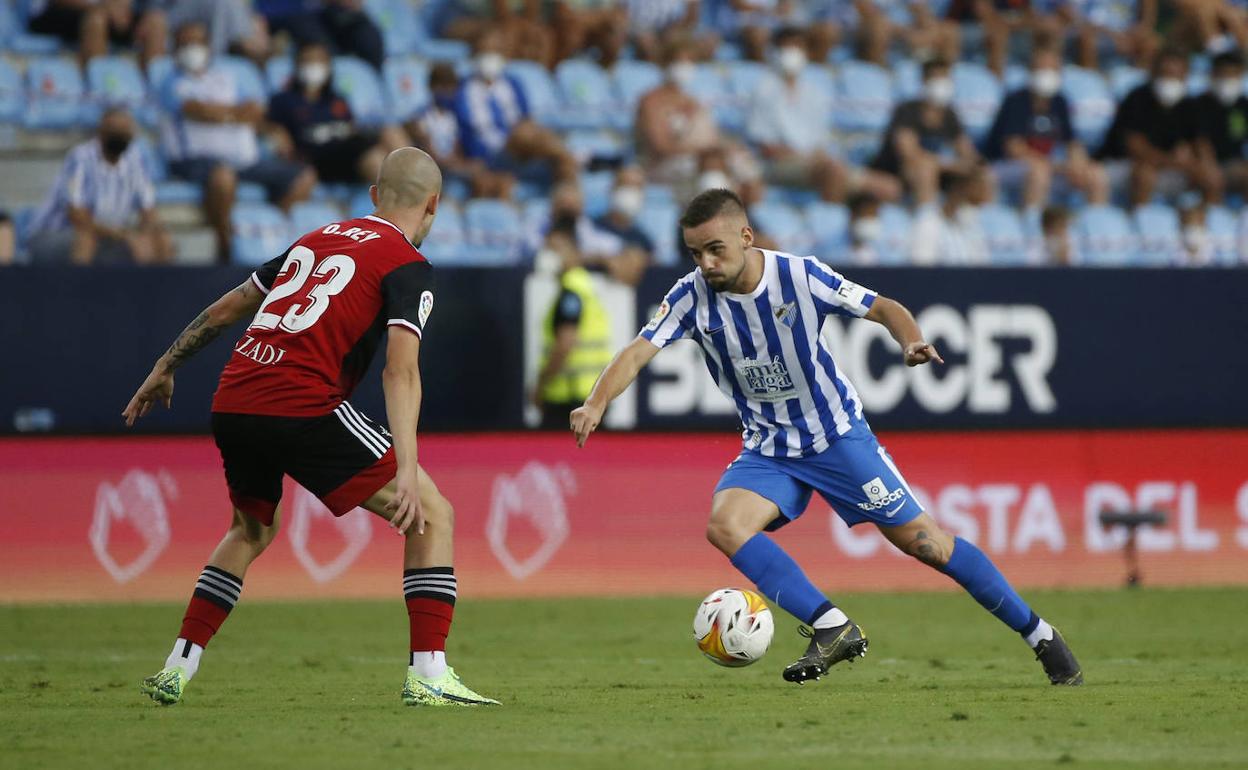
715, 428, 924, 530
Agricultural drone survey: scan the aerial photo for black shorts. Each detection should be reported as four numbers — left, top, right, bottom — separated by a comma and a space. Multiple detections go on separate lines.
211, 402, 396, 526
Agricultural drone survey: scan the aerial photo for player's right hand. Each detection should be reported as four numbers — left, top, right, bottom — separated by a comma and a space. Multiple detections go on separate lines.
386, 468, 424, 536
570, 403, 603, 448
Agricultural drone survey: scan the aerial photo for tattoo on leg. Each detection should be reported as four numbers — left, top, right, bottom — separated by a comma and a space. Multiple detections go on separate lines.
906, 529, 947, 567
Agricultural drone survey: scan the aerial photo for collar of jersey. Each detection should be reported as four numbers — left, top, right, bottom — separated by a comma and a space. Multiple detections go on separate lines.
719, 248, 771, 301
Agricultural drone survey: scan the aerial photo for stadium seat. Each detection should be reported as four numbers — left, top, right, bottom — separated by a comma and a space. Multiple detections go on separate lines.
463, 199, 524, 266
579, 170, 614, 219
1002, 64, 1029, 92
155, 180, 203, 205
978, 204, 1030, 265
419, 200, 465, 263
951, 62, 1002, 143
24, 56, 87, 129
1206, 205, 1238, 265
0, 59, 21, 124
891, 59, 921, 101
554, 59, 615, 131
383, 57, 430, 122
520, 198, 550, 254
563, 129, 628, 163
1132, 203, 1181, 266
364, 0, 418, 57
85, 56, 156, 126
835, 60, 893, 132
750, 201, 813, 255
643, 183, 674, 208
804, 201, 850, 257
1109, 65, 1146, 99
612, 60, 663, 115
505, 60, 559, 124
1061, 66, 1115, 147
217, 56, 268, 104
266, 56, 293, 93
146, 56, 174, 93
1075, 204, 1137, 266
637, 199, 679, 266
876, 204, 912, 265
0, 1, 58, 56
684, 63, 728, 116
720, 60, 769, 133
289, 201, 344, 236
333, 56, 387, 126
231, 204, 293, 267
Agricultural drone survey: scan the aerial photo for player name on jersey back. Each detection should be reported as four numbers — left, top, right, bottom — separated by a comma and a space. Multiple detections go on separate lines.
211, 215, 435, 418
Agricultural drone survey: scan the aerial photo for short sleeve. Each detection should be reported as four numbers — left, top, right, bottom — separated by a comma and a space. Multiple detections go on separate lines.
552, 288, 582, 327
250, 248, 292, 294
381, 260, 435, 338
64, 151, 88, 208
806, 259, 877, 318
639, 277, 697, 348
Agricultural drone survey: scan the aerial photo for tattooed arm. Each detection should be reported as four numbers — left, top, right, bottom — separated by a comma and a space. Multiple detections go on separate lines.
122, 280, 265, 426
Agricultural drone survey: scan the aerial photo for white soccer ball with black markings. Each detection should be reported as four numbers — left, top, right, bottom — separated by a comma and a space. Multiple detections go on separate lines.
693, 588, 774, 667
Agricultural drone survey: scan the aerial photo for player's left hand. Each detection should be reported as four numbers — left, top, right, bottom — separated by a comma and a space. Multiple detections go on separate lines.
903, 341, 944, 367
122, 368, 175, 427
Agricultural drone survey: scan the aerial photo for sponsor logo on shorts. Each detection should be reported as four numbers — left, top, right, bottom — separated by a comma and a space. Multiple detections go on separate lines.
856, 476, 906, 515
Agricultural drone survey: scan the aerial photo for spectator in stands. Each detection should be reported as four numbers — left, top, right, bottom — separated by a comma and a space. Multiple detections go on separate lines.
846, 191, 882, 265
1175, 189, 1213, 265
591, 166, 653, 286
637, 42, 720, 185
26, 107, 172, 265
551, 1, 628, 66
910, 168, 990, 265
160, 22, 315, 261
871, 58, 983, 205
542, 179, 648, 286
443, 0, 554, 67
628, 0, 717, 63
1192, 50, 1248, 202
945, 1, 1062, 77
711, 0, 836, 63
0, 213, 15, 266
255, 0, 386, 72
1037, 204, 1076, 265
984, 44, 1109, 210
746, 27, 900, 203
1064, 0, 1159, 70
1097, 47, 1217, 206
26, 0, 167, 67
456, 29, 578, 184
409, 63, 515, 199
1168, 0, 1248, 54
854, 1, 960, 69
159, 0, 271, 64
267, 41, 408, 186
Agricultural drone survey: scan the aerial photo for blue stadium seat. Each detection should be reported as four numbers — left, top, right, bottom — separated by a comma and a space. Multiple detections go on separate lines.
237, 182, 269, 203
348, 187, 374, 218
521, 198, 550, 254
951, 62, 1002, 143
0, 59, 21, 124
231, 204, 293, 267
364, 0, 418, 56
156, 180, 203, 205
643, 183, 674, 208
24, 56, 87, 129
266, 56, 293, 93
1, 0, 58, 56
1206, 205, 1238, 265
637, 199, 679, 266
750, 201, 813, 255
1109, 65, 1146, 99
333, 56, 387, 126
804, 201, 850, 256
684, 63, 728, 115
891, 59, 921, 101
564, 129, 628, 163
1075, 204, 1137, 266
1132, 203, 1181, 266
554, 58, 615, 131
420, 201, 465, 263
85, 56, 156, 126
146, 56, 174, 94
835, 60, 893, 132
383, 57, 430, 122
720, 60, 769, 133
217, 56, 268, 104
463, 199, 523, 266
978, 204, 1030, 265
579, 170, 614, 219
612, 60, 662, 115
876, 204, 912, 265
1003, 64, 1029, 93
289, 201, 344, 237
505, 60, 559, 124
1061, 66, 1115, 147
135, 137, 167, 182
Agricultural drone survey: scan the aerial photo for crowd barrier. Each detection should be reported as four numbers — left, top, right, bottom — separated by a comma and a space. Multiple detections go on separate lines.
3, 430, 1245, 603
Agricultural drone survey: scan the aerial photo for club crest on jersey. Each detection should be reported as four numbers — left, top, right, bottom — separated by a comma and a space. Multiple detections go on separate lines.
736, 354, 796, 402
773, 302, 797, 328
418, 291, 434, 328
645, 300, 670, 331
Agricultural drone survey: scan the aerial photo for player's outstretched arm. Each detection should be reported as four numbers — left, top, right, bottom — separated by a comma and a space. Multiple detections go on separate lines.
864, 295, 945, 367
381, 329, 424, 537
570, 337, 660, 447
122, 280, 265, 426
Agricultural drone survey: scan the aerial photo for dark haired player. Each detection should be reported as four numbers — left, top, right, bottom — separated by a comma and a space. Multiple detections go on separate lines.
571, 189, 1082, 686
123, 148, 498, 707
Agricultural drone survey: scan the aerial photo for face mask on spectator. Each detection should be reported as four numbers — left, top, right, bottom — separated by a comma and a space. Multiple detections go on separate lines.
1215, 77, 1243, 105
1182, 224, 1207, 251
852, 218, 881, 244
777, 46, 806, 77
101, 133, 132, 160
924, 77, 954, 106
668, 61, 696, 90
610, 186, 644, 219
1153, 77, 1186, 107
698, 170, 731, 191
477, 52, 506, 80
299, 62, 331, 90
1031, 69, 1061, 98
177, 44, 210, 74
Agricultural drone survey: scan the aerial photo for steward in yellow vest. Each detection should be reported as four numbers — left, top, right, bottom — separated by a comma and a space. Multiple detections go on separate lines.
534, 265, 612, 429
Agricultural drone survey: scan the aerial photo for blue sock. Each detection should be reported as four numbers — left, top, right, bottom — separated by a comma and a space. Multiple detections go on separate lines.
940, 536, 1039, 636
729, 533, 835, 625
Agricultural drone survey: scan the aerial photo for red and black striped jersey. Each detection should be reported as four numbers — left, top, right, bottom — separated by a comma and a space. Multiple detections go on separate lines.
212, 215, 433, 417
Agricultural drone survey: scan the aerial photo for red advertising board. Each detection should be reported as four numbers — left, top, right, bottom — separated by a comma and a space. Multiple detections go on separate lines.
2, 431, 1246, 603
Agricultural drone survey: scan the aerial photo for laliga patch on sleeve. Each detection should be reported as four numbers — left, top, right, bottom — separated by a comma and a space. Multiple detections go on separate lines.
835, 280, 868, 308
644, 299, 670, 331
418, 291, 434, 328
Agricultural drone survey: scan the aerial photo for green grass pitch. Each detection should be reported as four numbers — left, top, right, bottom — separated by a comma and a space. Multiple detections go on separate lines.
3, 587, 1247, 770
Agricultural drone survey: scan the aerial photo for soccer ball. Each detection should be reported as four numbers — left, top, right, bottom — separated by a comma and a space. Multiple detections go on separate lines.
693, 588, 774, 667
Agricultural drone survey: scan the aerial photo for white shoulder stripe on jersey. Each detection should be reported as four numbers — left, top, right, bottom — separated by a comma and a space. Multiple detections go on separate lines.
249, 272, 270, 295
341, 402, 391, 452
333, 405, 385, 458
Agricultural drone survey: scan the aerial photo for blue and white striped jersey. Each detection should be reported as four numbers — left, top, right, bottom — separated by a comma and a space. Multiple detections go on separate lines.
640, 249, 877, 457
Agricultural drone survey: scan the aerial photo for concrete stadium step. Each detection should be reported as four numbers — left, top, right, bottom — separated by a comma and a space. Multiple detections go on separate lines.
170, 226, 216, 266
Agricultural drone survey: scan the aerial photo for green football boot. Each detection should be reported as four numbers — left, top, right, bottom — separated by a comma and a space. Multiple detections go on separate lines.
401, 667, 500, 707
140, 667, 187, 705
